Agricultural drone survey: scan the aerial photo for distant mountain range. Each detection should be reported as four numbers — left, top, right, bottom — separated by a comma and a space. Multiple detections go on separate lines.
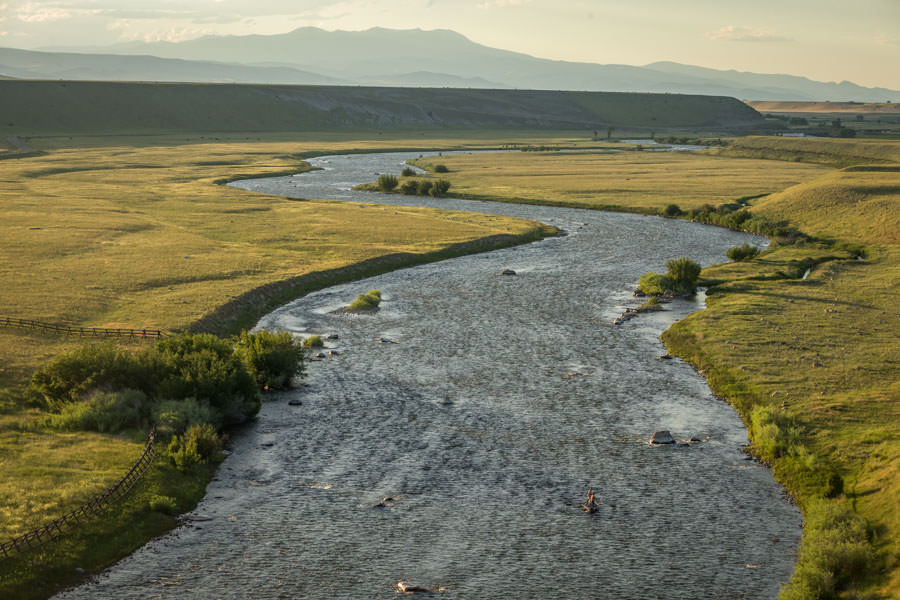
3, 27, 896, 102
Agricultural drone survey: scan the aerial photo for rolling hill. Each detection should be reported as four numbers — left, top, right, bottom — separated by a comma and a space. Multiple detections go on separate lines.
0, 79, 765, 136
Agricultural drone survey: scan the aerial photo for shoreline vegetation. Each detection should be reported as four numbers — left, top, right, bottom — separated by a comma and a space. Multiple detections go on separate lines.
356, 137, 900, 598
1, 132, 897, 599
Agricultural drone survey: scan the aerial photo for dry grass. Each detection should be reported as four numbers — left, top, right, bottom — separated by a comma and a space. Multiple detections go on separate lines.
409, 150, 829, 212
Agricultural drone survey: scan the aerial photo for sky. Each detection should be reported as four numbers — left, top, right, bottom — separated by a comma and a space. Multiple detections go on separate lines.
2, 0, 899, 89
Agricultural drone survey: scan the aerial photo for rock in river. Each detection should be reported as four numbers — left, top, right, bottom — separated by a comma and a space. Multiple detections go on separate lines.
649, 430, 676, 445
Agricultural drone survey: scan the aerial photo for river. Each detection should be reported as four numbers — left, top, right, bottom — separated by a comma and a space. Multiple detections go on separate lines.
56, 151, 801, 599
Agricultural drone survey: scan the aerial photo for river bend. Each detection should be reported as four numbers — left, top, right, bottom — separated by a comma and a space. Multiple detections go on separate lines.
56, 151, 800, 599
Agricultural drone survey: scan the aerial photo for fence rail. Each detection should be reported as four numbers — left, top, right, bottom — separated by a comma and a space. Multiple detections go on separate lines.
0, 429, 157, 561
0, 316, 166, 339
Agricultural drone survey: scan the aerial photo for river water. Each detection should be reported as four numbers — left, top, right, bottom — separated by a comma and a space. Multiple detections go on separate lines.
56, 152, 800, 599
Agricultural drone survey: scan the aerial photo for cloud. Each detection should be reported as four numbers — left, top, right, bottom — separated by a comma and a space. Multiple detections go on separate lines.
106, 19, 214, 43
874, 33, 900, 46
706, 25, 789, 43
16, 2, 73, 22
478, 0, 528, 8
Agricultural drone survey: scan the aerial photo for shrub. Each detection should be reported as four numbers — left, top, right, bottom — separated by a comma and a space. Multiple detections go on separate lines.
31, 332, 264, 431
665, 257, 702, 294
47, 389, 147, 433
347, 289, 382, 311
29, 342, 140, 410
779, 499, 873, 600
430, 179, 451, 197
376, 173, 398, 192
433, 164, 449, 173
147, 494, 177, 515
233, 329, 306, 390
400, 180, 418, 195
401, 167, 417, 177
167, 423, 222, 471
416, 180, 433, 195
662, 203, 682, 217
726, 243, 760, 262
142, 333, 260, 425
303, 334, 323, 347
637, 272, 673, 296
152, 397, 217, 436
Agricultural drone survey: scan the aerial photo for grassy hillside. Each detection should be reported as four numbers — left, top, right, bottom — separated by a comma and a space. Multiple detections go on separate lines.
0, 80, 764, 137
664, 161, 900, 598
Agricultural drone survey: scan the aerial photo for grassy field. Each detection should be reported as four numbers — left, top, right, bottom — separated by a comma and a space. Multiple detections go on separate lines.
0, 132, 557, 599
714, 136, 900, 167
664, 159, 900, 598
406, 150, 830, 213
746, 101, 900, 115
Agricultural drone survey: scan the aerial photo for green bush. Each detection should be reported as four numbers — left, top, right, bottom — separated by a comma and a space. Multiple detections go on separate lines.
347, 289, 382, 311
416, 180, 433, 195
376, 174, 398, 191
167, 423, 222, 471
303, 334, 323, 347
233, 329, 306, 390
433, 164, 449, 173
152, 398, 217, 436
662, 203, 682, 217
47, 389, 147, 433
637, 272, 673, 296
400, 180, 418, 195
29, 342, 140, 410
143, 333, 259, 425
430, 179, 451, 197
30, 332, 273, 432
779, 499, 873, 600
147, 494, 178, 515
665, 257, 702, 294
726, 243, 760, 261
401, 167, 417, 177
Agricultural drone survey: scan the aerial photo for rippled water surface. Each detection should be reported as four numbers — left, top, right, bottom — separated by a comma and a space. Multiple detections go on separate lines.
57, 152, 800, 599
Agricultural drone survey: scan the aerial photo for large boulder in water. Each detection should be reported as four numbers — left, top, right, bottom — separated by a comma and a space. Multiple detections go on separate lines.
649, 430, 676, 445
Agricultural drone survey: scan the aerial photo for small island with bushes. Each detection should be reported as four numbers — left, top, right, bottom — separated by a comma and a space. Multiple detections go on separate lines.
344, 289, 382, 312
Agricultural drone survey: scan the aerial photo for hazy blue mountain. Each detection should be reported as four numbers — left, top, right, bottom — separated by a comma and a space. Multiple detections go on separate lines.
31, 27, 900, 101
644, 62, 900, 105
357, 71, 509, 88
0, 47, 345, 85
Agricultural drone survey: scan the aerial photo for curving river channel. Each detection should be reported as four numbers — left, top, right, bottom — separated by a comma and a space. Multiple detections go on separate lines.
57, 151, 801, 599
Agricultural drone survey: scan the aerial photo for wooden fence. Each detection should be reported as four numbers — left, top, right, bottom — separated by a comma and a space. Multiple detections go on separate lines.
0, 316, 166, 339
0, 429, 157, 561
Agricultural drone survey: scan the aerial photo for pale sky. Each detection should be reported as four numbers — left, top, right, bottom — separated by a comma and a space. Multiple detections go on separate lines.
2, 0, 899, 89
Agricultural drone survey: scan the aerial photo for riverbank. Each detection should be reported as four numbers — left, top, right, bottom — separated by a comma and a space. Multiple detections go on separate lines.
0, 135, 556, 600
357, 139, 900, 597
